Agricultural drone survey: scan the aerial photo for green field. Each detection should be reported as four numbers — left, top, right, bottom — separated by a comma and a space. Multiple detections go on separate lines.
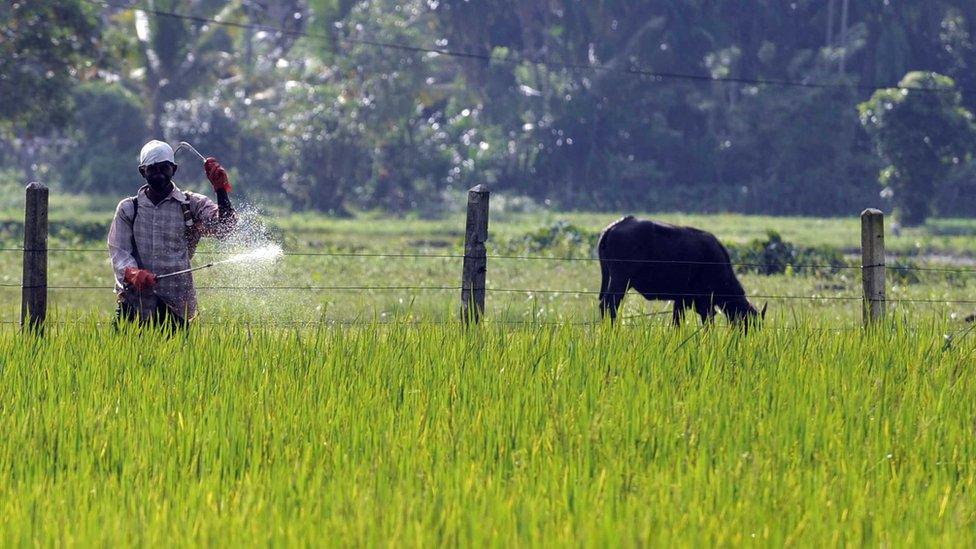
1, 321, 974, 545
2, 200, 976, 545
2, 199, 976, 327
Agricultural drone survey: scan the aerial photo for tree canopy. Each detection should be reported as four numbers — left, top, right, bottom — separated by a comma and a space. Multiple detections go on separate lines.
4, 0, 976, 218
0, 1, 97, 133
860, 72, 975, 225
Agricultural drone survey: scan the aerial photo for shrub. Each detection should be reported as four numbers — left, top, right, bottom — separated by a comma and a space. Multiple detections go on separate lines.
727, 231, 847, 277
498, 225, 847, 278
495, 221, 599, 258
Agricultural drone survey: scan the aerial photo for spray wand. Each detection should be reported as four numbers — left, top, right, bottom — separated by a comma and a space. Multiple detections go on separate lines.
157, 143, 283, 281
156, 262, 216, 280
155, 245, 284, 280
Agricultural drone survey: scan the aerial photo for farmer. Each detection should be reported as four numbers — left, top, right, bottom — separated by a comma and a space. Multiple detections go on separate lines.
108, 140, 237, 328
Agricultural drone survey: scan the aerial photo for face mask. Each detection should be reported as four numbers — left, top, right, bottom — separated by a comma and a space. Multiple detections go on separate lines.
147, 173, 172, 193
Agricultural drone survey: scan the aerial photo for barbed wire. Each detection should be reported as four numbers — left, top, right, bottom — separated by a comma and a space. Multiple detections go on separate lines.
490, 253, 860, 270
2, 248, 466, 260
6, 282, 976, 306
485, 288, 864, 300
0, 283, 865, 300
21, 284, 460, 292
4, 319, 975, 340
4, 246, 976, 274
0, 318, 892, 331
889, 297, 976, 305
491, 256, 976, 275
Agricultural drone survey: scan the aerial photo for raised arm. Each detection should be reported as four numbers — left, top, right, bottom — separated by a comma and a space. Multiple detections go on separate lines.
199, 157, 238, 238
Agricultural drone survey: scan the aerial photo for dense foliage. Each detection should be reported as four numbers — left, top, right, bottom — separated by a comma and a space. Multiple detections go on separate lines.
0, 1, 97, 133
4, 0, 976, 219
859, 72, 975, 226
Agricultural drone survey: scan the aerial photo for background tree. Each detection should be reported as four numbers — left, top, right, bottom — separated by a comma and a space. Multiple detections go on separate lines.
0, 0, 97, 179
0, 1, 98, 132
61, 82, 149, 194
859, 72, 975, 226
125, 0, 239, 137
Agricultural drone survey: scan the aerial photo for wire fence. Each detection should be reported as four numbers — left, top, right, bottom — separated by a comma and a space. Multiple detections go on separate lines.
4, 2, 974, 333
0, 321, 866, 331
4, 245, 976, 273
0, 232, 976, 338
2, 246, 976, 304
3, 319, 975, 346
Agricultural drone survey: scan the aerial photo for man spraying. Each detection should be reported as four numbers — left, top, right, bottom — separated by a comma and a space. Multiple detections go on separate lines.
108, 140, 238, 327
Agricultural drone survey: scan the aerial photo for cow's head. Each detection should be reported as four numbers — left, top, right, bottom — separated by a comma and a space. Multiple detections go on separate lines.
724, 298, 766, 332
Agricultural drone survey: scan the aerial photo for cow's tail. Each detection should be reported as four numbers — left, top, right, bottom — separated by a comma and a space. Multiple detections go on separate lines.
599, 253, 611, 302
597, 217, 629, 301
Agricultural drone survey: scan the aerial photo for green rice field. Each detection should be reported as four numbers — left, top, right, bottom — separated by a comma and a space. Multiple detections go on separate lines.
0, 321, 974, 545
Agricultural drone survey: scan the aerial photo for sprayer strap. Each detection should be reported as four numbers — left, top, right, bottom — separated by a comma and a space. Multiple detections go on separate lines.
126, 194, 197, 269
180, 201, 200, 258
129, 196, 142, 269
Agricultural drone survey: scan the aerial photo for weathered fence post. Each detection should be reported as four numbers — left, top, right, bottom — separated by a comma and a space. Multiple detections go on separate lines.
460, 185, 490, 324
861, 208, 886, 327
22, 182, 49, 331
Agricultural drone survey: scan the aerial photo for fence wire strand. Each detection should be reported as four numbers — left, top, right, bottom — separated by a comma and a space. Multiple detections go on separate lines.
3, 246, 976, 274
5, 283, 976, 307
4, 319, 976, 340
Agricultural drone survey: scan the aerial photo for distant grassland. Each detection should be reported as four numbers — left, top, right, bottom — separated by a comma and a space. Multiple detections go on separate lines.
2, 189, 976, 255
0, 322, 973, 545
2, 201, 976, 326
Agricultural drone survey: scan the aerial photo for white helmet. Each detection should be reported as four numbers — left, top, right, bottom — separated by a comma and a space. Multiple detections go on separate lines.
139, 140, 176, 167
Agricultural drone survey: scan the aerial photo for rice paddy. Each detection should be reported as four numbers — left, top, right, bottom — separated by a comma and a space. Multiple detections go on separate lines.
1, 320, 974, 545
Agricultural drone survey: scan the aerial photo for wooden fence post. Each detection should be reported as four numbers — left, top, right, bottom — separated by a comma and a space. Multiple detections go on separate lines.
460, 185, 490, 324
22, 182, 49, 331
861, 208, 886, 327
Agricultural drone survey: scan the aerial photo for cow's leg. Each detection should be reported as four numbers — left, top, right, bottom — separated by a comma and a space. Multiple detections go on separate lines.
694, 298, 717, 325
601, 278, 628, 323
672, 298, 690, 327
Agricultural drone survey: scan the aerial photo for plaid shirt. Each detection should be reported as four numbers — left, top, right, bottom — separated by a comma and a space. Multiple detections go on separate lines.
108, 184, 232, 321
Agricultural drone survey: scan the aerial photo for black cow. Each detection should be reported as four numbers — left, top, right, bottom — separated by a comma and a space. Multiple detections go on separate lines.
598, 216, 766, 326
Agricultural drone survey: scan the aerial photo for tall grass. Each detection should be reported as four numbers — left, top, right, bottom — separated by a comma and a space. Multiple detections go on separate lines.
0, 320, 973, 545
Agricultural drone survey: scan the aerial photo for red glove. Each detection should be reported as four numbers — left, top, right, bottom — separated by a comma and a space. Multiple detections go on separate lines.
123, 267, 157, 292
204, 157, 232, 192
